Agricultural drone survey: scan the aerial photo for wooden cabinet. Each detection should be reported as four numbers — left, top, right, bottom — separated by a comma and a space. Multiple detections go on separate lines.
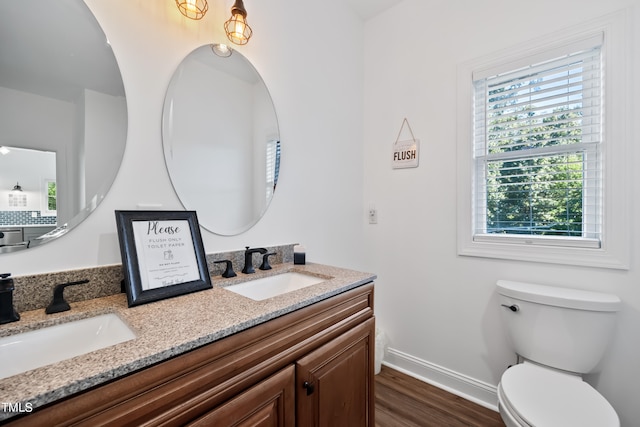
188, 366, 295, 427
4, 283, 374, 427
297, 318, 375, 427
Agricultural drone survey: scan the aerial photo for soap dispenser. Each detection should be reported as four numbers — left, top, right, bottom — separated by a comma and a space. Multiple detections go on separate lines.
0, 273, 20, 324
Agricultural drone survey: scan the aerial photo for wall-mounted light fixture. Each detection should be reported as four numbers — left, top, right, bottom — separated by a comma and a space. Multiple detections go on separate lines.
11, 182, 22, 192
176, 0, 208, 20
224, 0, 252, 45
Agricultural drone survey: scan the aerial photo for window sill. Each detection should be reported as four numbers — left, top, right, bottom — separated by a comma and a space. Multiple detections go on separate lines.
457, 237, 628, 270
473, 234, 601, 249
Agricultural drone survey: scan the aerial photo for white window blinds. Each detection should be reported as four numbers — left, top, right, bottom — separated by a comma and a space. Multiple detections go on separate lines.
266, 140, 280, 200
472, 39, 603, 248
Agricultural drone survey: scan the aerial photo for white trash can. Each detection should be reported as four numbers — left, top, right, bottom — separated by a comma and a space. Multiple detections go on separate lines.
374, 328, 387, 375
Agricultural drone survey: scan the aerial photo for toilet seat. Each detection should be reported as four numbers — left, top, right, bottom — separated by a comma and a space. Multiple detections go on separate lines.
499, 362, 619, 427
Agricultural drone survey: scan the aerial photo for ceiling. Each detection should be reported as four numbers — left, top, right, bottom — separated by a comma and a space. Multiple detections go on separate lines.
0, 0, 125, 102
346, 0, 404, 21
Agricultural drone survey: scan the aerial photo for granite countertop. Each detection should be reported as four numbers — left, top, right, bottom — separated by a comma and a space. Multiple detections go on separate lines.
0, 262, 375, 419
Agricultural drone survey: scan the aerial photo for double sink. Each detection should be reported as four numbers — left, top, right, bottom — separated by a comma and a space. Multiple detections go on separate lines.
0, 271, 328, 379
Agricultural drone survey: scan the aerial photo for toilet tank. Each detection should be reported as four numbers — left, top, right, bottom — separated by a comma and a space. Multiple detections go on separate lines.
497, 280, 621, 374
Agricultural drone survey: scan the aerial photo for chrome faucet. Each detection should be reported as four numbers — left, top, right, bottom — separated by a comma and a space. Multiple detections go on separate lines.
0, 273, 20, 324
242, 246, 267, 274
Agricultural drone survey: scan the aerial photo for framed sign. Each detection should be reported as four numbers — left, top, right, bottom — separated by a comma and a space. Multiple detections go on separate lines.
115, 210, 212, 307
392, 118, 420, 169
392, 139, 420, 169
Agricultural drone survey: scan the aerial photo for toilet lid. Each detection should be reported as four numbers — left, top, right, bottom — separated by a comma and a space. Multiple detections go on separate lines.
500, 363, 619, 427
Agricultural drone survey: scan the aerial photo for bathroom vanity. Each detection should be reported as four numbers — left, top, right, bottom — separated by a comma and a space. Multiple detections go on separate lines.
0, 263, 375, 426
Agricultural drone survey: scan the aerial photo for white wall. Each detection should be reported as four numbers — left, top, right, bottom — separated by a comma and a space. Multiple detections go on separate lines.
84, 89, 127, 210
0, 87, 74, 220
4, 0, 367, 274
363, 0, 640, 425
166, 58, 255, 234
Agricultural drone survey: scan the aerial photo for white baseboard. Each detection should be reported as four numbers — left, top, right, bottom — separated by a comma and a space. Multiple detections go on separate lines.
382, 347, 499, 412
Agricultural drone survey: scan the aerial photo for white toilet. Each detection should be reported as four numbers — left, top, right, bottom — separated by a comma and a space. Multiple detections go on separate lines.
496, 280, 621, 427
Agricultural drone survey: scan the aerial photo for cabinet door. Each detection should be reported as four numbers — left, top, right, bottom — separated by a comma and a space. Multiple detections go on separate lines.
188, 365, 295, 427
296, 318, 375, 427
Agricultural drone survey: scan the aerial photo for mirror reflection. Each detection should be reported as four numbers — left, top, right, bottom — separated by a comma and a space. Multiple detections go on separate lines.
163, 45, 280, 236
0, 0, 128, 253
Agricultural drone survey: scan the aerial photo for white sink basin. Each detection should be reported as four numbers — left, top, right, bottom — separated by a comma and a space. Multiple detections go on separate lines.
0, 313, 136, 380
225, 272, 328, 301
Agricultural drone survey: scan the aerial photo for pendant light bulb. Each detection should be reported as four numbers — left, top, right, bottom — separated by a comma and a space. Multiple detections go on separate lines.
212, 43, 232, 57
224, 0, 252, 45
176, 0, 208, 20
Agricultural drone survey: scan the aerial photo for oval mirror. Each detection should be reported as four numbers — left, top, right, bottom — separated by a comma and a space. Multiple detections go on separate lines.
162, 45, 280, 236
0, 0, 127, 253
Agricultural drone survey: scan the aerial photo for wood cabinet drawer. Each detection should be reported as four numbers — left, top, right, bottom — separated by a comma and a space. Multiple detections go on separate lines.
188, 366, 295, 427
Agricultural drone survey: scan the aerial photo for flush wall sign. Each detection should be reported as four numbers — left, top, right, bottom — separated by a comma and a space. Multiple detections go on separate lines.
392, 118, 419, 169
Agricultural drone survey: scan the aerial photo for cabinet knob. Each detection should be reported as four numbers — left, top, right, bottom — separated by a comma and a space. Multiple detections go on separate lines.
302, 381, 315, 396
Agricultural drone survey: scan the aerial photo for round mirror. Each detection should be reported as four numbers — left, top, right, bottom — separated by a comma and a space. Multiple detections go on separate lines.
162, 45, 280, 236
0, 0, 127, 253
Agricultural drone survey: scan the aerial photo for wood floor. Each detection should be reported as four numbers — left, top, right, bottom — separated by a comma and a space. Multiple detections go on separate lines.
375, 366, 506, 427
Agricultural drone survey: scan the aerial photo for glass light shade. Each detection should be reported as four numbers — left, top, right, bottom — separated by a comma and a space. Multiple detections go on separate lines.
176, 0, 208, 20
212, 43, 232, 57
224, 0, 252, 45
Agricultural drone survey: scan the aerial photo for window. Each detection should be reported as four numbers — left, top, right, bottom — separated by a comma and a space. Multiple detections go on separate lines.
266, 140, 280, 200
41, 179, 56, 217
456, 13, 629, 269
474, 42, 602, 248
